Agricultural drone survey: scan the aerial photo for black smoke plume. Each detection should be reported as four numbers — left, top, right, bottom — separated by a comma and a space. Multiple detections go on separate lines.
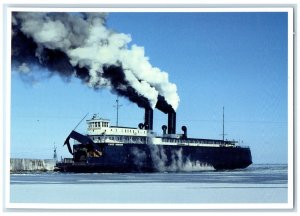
11, 12, 179, 110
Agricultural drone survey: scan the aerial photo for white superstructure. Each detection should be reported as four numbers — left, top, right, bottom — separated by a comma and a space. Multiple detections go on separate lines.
87, 114, 148, 137
84, 114, 237, 148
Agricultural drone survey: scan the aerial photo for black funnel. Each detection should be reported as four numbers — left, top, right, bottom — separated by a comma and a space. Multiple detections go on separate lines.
144, 108, 153, 130
167, 111, 176, 134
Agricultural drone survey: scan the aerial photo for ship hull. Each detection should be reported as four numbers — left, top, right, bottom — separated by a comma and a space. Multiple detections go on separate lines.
55, 143, 252, 172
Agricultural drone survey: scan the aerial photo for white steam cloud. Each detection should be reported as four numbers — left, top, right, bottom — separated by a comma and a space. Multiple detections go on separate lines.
12, 12, 179, 110
132, 146, 215, 172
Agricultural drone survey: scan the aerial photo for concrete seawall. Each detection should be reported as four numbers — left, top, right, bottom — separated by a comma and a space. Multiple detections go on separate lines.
10, 158, 55, 172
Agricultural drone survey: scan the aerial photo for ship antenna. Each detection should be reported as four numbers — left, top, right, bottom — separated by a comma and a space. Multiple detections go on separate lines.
114, 97, 122, 126
222, 106, 227, 142
73, 112, 89, 131
223, 106, 224, 141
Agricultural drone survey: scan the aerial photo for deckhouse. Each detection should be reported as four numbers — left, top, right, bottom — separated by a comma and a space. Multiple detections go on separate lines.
86, 114, 149, 145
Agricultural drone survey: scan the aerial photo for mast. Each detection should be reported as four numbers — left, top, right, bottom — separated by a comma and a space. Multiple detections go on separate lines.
114, 97, 122, 126
222, 106, 225, 141
221, 106, 227, 142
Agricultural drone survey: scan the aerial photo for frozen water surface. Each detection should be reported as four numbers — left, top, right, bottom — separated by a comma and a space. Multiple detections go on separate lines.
10, 164, 287, 204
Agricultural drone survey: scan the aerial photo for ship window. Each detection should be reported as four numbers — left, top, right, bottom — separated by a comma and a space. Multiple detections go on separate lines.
102, 122, 109, 127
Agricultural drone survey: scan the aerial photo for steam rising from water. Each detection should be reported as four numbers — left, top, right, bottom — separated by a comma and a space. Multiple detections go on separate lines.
12, 12, 179, 110
150, 146, 214, 172
132, 146, 214, 172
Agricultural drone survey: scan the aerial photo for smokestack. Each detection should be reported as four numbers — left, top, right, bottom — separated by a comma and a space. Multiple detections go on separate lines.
144, 108, 153, 130
167, 111, 176, 134
155, 95, 177, 134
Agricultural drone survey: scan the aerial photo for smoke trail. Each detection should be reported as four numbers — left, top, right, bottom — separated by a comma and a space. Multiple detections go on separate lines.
11, 12, 179, 110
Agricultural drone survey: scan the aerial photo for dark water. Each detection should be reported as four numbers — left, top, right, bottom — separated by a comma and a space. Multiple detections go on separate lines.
10, 164, 288, 204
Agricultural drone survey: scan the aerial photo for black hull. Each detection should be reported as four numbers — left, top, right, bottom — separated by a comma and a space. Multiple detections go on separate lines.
55, 144, 252, 173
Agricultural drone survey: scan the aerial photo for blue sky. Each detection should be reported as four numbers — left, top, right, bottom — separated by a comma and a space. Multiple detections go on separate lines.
11, 12, 289, 163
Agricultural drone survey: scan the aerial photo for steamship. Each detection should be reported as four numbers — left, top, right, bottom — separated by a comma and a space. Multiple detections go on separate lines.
55, 107, 252, 172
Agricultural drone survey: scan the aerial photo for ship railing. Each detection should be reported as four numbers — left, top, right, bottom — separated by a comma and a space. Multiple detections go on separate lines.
62, 158, 73, 164
236, 145, 251, 149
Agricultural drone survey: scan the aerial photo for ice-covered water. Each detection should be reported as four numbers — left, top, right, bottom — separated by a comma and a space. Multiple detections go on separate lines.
9, 164, 288, 204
